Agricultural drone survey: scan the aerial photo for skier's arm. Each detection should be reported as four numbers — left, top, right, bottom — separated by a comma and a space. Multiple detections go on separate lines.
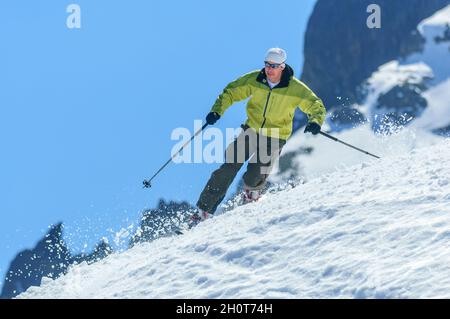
297, 82, 326, 125
210, 72, 254, 116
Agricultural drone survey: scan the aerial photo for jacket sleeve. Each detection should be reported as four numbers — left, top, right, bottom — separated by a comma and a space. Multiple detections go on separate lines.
297, 82, 327, 125
210, 72, 254, 116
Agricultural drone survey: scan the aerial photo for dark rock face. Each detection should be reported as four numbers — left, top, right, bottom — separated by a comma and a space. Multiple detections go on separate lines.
0, 224, 70, 299
73, 240, 113, 265
434, 23, 450, 43
129, 199, 194, 247
433, 125, 450, 136
1, 223, 112, 299
300, 0, 449, 118
372, 82, 429, 132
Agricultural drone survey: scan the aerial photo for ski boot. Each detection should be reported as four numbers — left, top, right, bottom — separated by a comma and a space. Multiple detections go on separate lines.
188, 208, 211, 229
242, 189, 261, 204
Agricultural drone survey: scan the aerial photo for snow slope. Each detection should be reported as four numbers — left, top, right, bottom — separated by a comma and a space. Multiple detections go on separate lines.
18, 138, 450, 299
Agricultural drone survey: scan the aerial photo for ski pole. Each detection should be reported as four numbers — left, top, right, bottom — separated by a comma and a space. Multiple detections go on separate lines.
143, 123, 209, 188
319, 131, 381, 159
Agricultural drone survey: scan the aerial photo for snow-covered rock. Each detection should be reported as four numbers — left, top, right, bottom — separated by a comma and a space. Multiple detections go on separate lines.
358, 5, 450, 132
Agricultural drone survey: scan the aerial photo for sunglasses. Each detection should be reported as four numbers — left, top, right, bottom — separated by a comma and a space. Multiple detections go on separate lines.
264, 61, 284, 69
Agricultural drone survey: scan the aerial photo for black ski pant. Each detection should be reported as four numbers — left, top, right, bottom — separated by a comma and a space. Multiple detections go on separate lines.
196, 125, 286, 214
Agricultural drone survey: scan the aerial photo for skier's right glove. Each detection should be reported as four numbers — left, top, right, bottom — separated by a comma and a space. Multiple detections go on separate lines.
304, 122, 321, 135
206, 112, 221, 125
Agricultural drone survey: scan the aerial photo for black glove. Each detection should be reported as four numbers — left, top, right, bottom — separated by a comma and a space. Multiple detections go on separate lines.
206, 112, 221, 125
304, 122, 321, 135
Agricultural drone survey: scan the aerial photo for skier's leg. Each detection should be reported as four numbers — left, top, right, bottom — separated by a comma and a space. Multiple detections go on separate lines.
196, 162, 243, 213
243, 134, 286, 192
196, 125, 256, 213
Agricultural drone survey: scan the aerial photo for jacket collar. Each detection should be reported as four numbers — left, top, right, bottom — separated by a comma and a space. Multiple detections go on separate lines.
256, 63, 294, 89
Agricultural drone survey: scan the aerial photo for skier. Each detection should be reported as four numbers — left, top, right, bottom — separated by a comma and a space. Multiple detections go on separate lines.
190, 48, 326, 225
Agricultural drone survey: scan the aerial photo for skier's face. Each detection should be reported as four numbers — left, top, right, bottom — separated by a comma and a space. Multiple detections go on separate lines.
265, 61, 285, 82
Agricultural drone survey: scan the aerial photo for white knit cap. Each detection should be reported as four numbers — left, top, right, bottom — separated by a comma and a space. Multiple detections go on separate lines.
265, 48, 287, 64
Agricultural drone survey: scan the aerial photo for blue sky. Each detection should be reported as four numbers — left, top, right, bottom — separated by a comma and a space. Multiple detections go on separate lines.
0, 0, 316, 289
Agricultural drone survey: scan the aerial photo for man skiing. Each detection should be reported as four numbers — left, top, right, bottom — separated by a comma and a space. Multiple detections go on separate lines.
191, 48, 326, 224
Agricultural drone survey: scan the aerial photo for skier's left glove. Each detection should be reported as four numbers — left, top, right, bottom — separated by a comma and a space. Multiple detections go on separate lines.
304, 122, 321, 135
206, 112, 221, 125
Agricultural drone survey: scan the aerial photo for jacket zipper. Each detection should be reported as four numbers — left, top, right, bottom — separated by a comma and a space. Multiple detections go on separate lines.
261, 89, 272, 128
